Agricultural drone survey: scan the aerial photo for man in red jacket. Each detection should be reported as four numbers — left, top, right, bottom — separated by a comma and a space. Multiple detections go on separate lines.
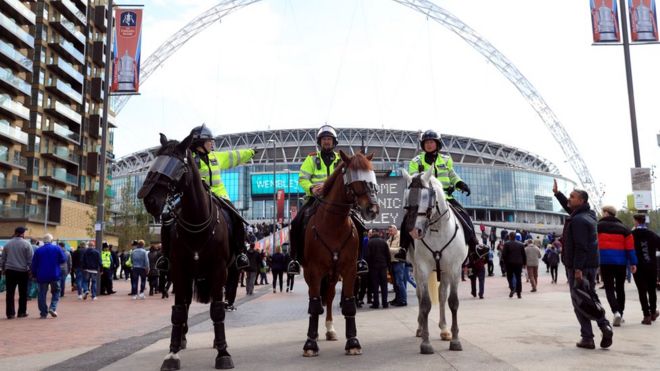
597, 205, 637, 327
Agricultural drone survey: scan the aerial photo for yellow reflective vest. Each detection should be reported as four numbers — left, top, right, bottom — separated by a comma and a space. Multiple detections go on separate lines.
194, 149, 255, 200
298, 151, 341, 197
408, 152, 462, 200
101, 251, 112, 269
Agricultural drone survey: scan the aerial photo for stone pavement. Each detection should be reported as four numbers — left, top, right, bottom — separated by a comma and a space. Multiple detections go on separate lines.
2, 266, 660, 370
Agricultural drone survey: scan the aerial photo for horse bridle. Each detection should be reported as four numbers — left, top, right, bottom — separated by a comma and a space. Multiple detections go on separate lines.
316, 166, 379, 213
404, 177, 459, 281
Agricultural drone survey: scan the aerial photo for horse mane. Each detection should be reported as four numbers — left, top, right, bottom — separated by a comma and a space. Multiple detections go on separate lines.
347, 152, 373, 171
321, 161, 346, 198
156, 139, 179, 156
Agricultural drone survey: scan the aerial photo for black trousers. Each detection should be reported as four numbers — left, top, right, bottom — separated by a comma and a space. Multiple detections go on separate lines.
225, 264, 239, 306
101, 268, 113, 294
5, 269, 29, 317
633, 266, 657, 317
354, 273, 369, 303
286, 273, 295, 290
159, 270, 171, 295
601, 264, 627, 315
506, 264, 523, 294
272, 270, 284, 292
369, 268, 388, 306
550, 265, 559, 283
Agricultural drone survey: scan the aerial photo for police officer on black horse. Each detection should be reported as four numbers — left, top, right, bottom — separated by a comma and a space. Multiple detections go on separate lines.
288, 125, 368, 275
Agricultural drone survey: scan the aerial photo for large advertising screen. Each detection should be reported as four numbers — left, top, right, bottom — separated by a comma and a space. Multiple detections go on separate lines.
590, 0, 621, 42
251, 172, 303, 195
365, 175, 406, 228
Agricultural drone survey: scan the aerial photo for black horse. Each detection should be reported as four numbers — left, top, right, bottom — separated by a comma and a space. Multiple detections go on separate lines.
138, 133, 234, 370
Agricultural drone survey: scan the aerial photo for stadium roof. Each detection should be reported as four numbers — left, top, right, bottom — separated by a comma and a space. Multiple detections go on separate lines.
113, 128, 560, 177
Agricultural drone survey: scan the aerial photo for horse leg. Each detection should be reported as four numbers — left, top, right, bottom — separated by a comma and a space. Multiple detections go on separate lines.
303, 271, 322, 357
161, 281, 189, 371
413, 262, 426, 338
325, 278, 338, 341
417, 278, 434, 354
439, 276, 451, 341
211, 300, 234, 368
341, 271, 361, 355
448, 280, 462, 351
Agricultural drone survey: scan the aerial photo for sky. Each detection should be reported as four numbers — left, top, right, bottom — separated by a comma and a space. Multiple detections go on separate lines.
113, 0, 660, 208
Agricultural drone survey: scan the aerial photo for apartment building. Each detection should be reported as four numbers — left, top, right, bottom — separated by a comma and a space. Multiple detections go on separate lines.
0, 0, 116, 239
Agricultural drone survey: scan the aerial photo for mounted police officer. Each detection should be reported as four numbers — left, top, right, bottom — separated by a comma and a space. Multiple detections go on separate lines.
188, 124, 256, 269
288, 125, 367, 275
397, 130, 483, 260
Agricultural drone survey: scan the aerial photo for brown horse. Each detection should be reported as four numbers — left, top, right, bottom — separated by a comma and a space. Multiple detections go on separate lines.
138, 134, 235, 370
302, 150, 379, 357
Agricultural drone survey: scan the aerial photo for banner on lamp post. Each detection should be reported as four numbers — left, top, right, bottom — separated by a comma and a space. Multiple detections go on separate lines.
112, 8, 143, 93
590, 0, 621, 42
276, 189, 285, 224
629, 0, 659, 41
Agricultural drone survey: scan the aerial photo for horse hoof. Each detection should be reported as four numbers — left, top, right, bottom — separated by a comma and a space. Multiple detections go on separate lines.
215, 355, 234, 369
326, 331, 338, 341
440, 332, 452, 341
346, 348, 362, 356
415, 329, 422, 338
161, 358, 181, 371
420, 343, 434, 354
449, 341, 463, 351
303, 350, 319, 357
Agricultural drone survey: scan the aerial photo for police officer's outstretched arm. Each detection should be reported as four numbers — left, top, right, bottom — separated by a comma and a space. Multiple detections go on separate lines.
217, 148, 256, 170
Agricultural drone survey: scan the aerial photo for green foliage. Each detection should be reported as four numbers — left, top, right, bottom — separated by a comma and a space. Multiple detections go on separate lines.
106, 177, 153, 249
616, 208, 660, 233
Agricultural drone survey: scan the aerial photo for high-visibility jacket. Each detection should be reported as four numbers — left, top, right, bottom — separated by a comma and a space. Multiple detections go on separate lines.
409, 152, 462, 200
298, 151, 341, 197
101, 251, 112, 269
193, 149, 255, 200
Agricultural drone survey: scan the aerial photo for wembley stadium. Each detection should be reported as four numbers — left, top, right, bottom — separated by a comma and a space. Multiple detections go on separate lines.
111, 128, 576, 231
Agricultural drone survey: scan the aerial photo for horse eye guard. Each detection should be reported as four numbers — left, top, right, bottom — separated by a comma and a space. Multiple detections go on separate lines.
137, 156, 186, 199
343, 169, 379, 193
404, 187, 436, 212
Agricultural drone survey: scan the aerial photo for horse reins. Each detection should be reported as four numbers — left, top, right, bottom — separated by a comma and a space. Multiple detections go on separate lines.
418, 200, 459, 282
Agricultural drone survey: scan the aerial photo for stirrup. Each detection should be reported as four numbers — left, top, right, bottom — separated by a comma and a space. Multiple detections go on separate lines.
394, 248, 407, 261
235, 253, 249, 270
356, 259, 369, 274
287, 260, 301, 275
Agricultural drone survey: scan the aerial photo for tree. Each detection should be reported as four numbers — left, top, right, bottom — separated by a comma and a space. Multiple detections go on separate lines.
107, 177, 153, 249
616, 208, 660, 233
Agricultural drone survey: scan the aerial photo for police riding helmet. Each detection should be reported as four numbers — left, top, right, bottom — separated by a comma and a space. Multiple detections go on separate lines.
316, 124, 338, 146
190, 124, 214, 149
419, 130, 442, 151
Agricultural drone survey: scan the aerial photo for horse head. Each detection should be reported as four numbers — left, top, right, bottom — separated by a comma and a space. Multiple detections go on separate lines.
138, 133, 194, 217
339, 150, 380, 221
402, 168, 446, 240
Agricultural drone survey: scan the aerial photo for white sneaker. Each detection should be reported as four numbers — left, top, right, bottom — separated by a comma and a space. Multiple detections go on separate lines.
613, 312, 622, 327
132, 295, 138, 300
139, 293, 145, 300
77, 295, 83, 300
91, 297, 97, 301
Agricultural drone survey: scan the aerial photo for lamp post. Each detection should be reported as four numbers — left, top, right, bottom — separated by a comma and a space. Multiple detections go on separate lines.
285, 168, 291, 225
267, 139, 277, 232
42, 185, 50, 233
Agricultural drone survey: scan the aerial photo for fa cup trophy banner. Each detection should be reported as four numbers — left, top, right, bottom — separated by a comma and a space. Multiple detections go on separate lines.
629, 0, 659, 42
112, 8, 143, 93
590, 0, 621, 42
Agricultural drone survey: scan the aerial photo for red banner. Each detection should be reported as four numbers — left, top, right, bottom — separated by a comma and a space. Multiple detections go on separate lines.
276, 189, 285, 224
112, 8, 143, 92
629, 0, 659, 41
590, 0, 621, 42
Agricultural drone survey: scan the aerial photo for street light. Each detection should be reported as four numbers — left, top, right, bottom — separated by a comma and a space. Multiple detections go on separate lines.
42, 185, 50, 233
267, 139, 277, 233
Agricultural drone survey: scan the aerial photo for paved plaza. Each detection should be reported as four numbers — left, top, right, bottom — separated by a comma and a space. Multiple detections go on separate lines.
1, 265, 660, 370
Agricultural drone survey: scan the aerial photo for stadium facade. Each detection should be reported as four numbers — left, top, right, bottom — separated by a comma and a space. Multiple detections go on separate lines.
112, 128, 576, 229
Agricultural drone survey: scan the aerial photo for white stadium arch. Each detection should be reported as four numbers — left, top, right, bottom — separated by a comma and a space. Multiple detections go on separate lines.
111, 0, 603, 208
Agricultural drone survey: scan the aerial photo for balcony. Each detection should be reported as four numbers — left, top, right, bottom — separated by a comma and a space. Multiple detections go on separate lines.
0, 12, 34, 48
46, 78, 83, 104
42, 146, 80, 167
0, 94, 30, 122
50, 15, 85, 47
45, 100, 82, 126
92, 40, 105, 66
43, 121, 80, 144
0, 119, 28, 145
40, 167, 78, 186
48, 35, 84, 65
0, 176, 23, 192
93, 5, 107, 32
0, 67, 31, 97
51, 0, 87, 26
91, 77, 104, 102
0, 0, 36, 25
0, 39, 32, 72
0, 149, 27, 170
47, 58, 83, 88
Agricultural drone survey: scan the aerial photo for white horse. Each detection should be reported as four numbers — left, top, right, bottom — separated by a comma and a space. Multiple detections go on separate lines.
402, 168, 468, 354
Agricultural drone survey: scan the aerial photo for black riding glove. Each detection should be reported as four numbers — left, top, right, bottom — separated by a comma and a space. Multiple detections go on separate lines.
455, 181, 471, 196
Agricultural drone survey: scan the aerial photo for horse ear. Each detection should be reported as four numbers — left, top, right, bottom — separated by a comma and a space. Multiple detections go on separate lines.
177, 133, 193, 153
159, 133, 168, 146
339, 149, 351, 164
366, 152, 374, 161
402, 169, 412, 185
422, 166, 434, 184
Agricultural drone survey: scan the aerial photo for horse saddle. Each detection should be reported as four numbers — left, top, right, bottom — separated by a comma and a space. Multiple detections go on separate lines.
447, 203, 475, 244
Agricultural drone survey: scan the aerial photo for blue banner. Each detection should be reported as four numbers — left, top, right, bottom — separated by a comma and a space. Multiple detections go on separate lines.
251, 172, 303, 195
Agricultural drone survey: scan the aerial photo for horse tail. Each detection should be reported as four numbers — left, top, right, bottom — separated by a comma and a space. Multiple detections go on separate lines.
193, 279, 212, 304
